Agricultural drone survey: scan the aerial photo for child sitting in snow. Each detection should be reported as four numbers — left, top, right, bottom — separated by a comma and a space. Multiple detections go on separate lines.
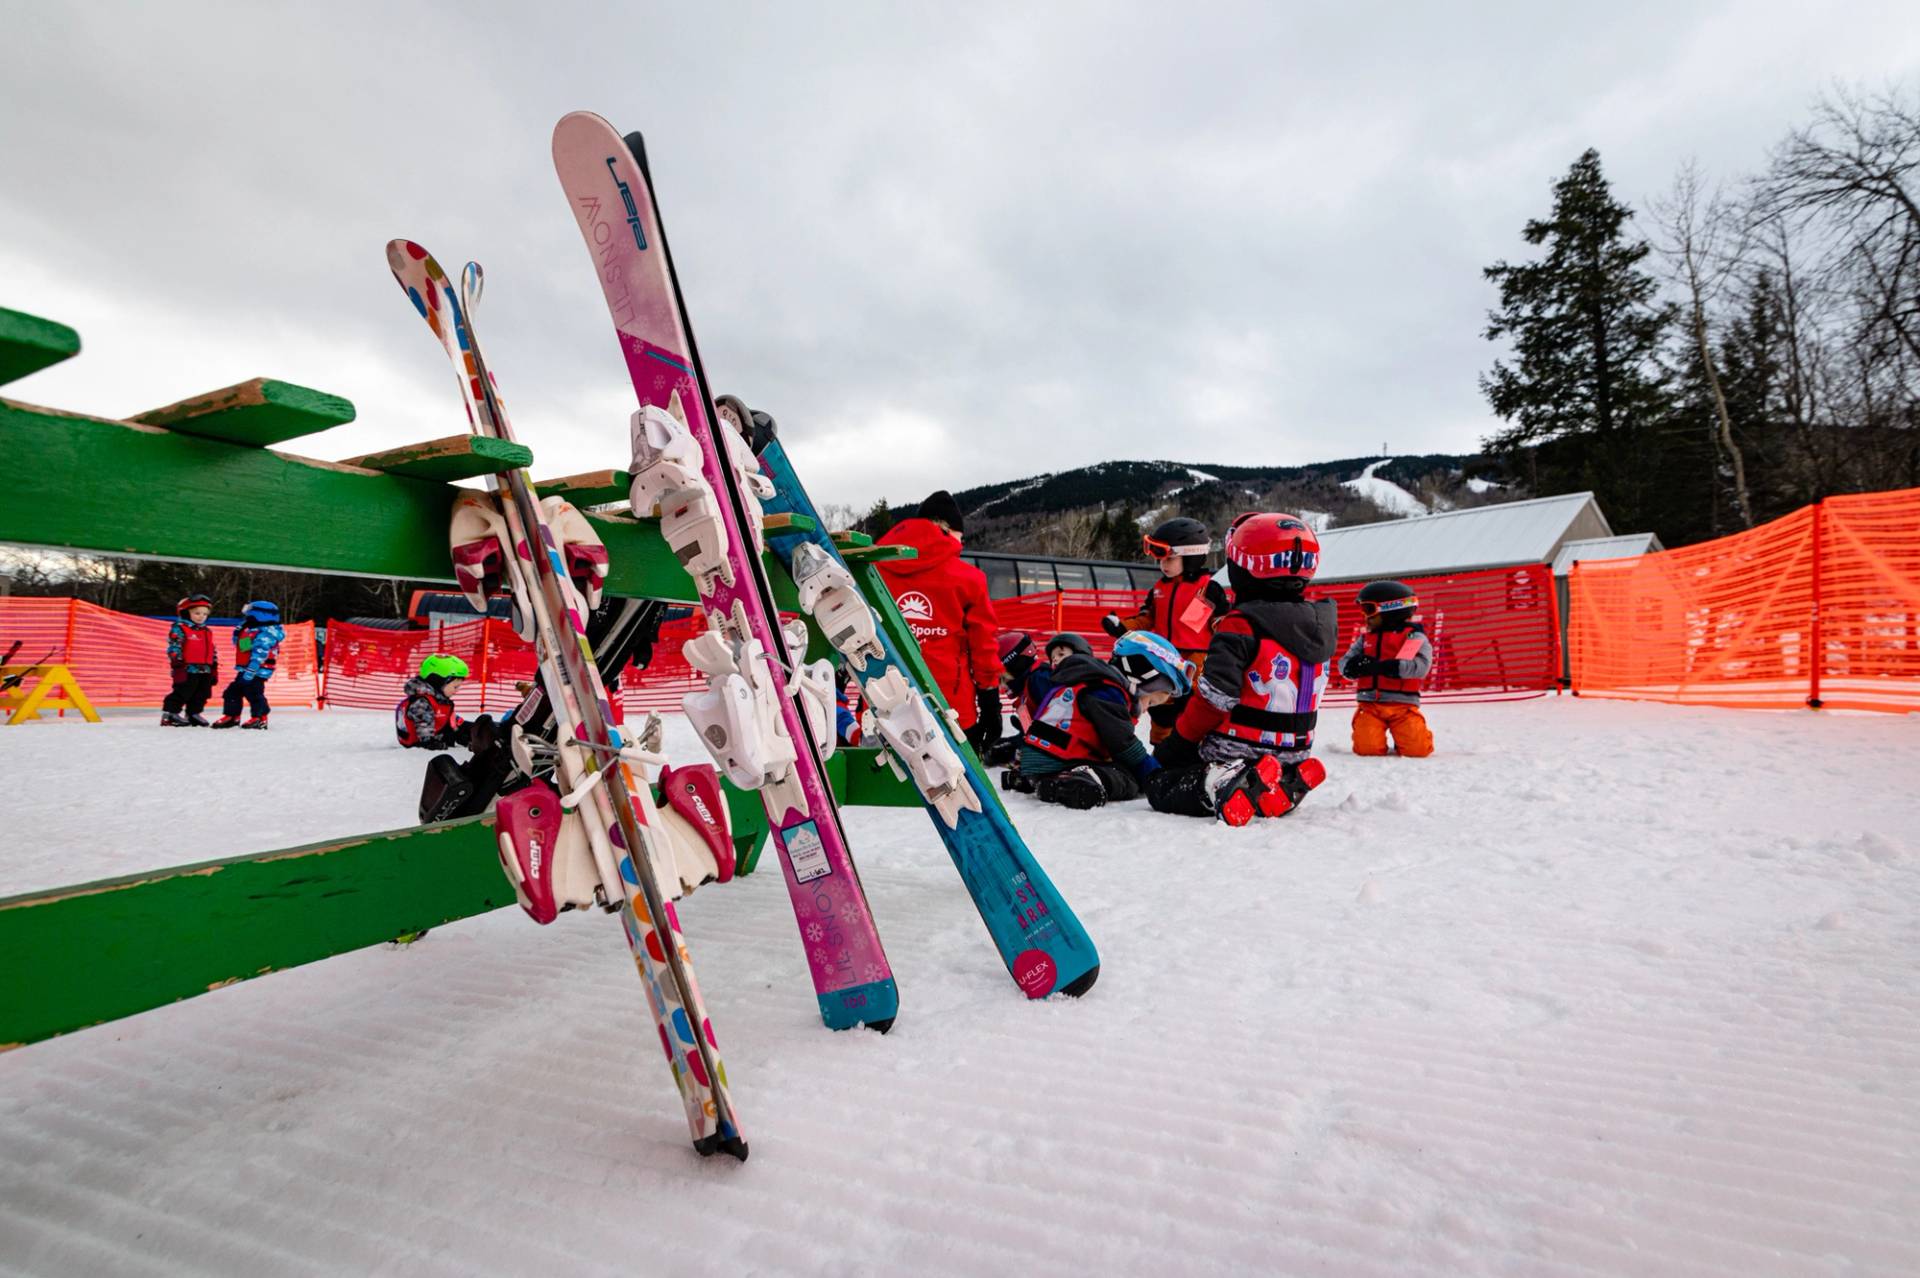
396, 654, 484, 750
1340, 579, 1434, 758
1002, 631, 1191, 811
1147, 513, 1338, 826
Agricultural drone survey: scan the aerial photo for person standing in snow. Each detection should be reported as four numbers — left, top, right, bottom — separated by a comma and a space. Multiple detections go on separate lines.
1340, 579, 1435, 758
1147, 513, 1338, 826
1101, 516, 1230, 744
211, 600, 284, 730
1003, 631, 1190, 810
874, 489, 1004, 754
161, 593, 219, 726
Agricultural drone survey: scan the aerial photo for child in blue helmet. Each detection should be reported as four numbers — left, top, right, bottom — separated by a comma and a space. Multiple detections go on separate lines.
1003, 631, 1192, 811
211, 600, 284, 729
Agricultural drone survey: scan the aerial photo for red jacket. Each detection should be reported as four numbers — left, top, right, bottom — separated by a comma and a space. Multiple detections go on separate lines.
875, 518, 1003, 729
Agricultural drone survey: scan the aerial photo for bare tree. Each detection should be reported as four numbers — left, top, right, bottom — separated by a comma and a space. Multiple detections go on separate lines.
1653, 160, 1755, 526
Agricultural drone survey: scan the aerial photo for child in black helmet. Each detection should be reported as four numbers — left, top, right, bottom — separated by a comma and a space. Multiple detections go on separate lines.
1102, 517, 1229, 743
1340, 579, 1435, 757
161, 594, 219, 726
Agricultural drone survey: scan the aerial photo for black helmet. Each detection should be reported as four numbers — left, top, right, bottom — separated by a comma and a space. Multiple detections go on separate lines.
1357, 579, 1418, 625
1142, 517, 1211, 561
1045, 632, 1092, 662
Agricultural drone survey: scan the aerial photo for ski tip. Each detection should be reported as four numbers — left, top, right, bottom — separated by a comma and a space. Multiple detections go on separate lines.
863, 1016, 896, 1035
1057, 964, 1100, 999
622, 130, 650, 175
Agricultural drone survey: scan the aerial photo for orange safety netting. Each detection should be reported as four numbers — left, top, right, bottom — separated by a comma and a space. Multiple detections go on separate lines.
1569, 488, 1920, 712
320, 613, 714, 718
0, 597, 320, 708
989, 566, 1561, 704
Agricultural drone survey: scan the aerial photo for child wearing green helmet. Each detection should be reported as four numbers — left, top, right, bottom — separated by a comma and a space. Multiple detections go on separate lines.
396, 653, 484, 750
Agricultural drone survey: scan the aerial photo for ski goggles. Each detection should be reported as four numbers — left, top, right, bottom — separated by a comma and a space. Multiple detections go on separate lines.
1142, 533, 1211, 559
1358, 595, 1417, 617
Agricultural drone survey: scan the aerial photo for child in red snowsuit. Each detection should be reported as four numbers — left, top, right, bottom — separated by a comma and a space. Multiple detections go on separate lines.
1340, 580, 1434, 758
161, 593, 219, 726
1102, 517, 1229, 744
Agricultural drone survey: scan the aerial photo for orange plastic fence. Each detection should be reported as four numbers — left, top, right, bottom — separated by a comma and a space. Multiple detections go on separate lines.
320, 614, 711, 717
0, 598, 320, 708
1569, 488, 1920, 712
990, 565, 1561, 704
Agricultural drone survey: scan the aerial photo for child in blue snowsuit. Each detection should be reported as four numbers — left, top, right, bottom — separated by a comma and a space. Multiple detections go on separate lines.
213, 600, 284, 729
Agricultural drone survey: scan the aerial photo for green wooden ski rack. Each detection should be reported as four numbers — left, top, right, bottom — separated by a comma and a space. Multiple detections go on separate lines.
0, 303, 922, 1052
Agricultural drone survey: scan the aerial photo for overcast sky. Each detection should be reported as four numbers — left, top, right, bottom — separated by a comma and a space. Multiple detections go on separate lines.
3, 2, 1917, 509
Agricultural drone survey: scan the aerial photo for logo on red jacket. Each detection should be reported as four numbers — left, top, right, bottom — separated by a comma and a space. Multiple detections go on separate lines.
897, 591, 935, 623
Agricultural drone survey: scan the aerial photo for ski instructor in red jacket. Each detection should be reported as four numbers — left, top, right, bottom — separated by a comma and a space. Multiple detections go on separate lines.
876, 490, 1005, 751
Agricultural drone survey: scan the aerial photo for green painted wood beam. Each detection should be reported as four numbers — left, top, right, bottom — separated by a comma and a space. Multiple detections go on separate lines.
133, 377, 356, 447
0, 817, 514, 1050
831, 529, 875, 549
761, 512, 818, 535
0, 398, 804, 610
0, 308, 81, 388
840, 543, 916, 563
342, 434, 532, 481
0, 755, 913, 1049
535, 468, 631, 507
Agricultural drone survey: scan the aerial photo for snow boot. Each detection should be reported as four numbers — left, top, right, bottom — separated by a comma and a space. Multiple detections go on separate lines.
240, 715, 270, 730
160, 711, 187, 727
185, 713, 211, 727
210, 716, 241, 729
1036, 766, 1107, 811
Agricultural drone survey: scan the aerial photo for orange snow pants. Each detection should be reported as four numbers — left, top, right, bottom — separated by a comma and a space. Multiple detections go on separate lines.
1351, 702, 1433, 758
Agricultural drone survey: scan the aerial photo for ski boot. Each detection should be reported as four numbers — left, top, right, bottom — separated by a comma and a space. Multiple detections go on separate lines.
999, 767, 1035, 795
241, 715, 270, 731
1210, 755, 1325, 827
160, 711, 187, 727
185, 713, 212, 727
1036, 766, 1107, 811
419, 754, 477, 824
210, 716, 241, 729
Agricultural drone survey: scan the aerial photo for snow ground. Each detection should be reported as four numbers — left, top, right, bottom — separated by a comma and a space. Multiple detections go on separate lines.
1344, 458, 1428, 517
3, 702, 1919, 1277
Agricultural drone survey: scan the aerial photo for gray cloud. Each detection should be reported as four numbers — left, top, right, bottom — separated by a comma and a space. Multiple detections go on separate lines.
4, 1, 1917, 509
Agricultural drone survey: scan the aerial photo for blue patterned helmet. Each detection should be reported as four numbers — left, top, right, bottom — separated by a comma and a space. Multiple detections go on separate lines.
1111, 631, 1193, 697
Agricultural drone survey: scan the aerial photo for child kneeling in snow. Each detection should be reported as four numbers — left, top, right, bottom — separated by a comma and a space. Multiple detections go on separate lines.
396, 654, 485, 750
1147, 513, 1338, 826
1340, 579, 1434, 758
1002, 631, 1191, 810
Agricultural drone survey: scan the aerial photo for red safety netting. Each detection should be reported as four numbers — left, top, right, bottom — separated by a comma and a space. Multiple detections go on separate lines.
989, 566, 1561, 705
1570, 489, 1920, 712
0, 597, 320, 708
320, 613, 715, 718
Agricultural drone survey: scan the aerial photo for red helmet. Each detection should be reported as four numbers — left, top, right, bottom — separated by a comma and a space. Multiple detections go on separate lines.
1224, 513, 1320, 582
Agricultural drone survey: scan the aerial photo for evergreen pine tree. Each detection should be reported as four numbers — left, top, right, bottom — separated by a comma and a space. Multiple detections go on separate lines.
1481, 149, 1676, 529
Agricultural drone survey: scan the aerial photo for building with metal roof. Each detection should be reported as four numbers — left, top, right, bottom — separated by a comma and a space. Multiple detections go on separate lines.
1309, 492, 1617, 584
1549, 533, 1664, 577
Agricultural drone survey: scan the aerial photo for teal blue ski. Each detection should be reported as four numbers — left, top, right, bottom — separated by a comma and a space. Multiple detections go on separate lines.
745, 419, 1099, 999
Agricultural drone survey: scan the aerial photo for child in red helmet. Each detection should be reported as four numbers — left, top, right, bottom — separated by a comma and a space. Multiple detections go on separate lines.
1147, 512, 1338, 826
161, 594, 219, 726
1341, 579, 1435, 757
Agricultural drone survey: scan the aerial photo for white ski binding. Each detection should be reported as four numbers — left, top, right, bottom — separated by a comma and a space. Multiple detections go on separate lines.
863, 668, 981, 827
789, 541, 884, 668
629, 401, 733, 589
681, 627, 798, 791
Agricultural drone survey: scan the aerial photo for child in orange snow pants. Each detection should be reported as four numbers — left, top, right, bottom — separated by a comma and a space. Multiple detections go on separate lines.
1339, 580, 1435, 758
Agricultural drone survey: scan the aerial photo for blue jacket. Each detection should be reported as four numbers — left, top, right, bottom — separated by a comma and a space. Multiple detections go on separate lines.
234, 623, 285, 680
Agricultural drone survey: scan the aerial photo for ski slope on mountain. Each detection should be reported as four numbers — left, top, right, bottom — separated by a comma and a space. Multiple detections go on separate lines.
1343, 458, 1428, 517
3, 703, 1918, 1276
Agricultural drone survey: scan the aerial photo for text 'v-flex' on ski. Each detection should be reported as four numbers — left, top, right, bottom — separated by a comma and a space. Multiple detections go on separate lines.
550, 111, 896, 1033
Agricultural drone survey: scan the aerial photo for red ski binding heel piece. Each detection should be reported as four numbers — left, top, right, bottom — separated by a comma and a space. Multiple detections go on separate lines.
659, 762, 735, 883
495, 781, 567, 924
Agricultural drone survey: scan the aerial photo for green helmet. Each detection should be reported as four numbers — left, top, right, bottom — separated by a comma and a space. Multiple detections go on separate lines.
419, 653, 470, 683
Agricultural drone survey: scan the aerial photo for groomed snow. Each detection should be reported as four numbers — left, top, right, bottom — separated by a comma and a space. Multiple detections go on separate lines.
3, 702, 1919, 1276
1344, 458, 1428, 517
